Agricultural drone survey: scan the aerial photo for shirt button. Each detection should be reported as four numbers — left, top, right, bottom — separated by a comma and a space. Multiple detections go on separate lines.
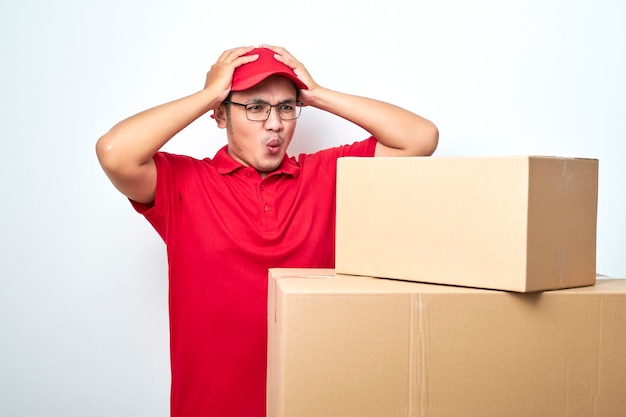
260, 185, 265, 191
264, 205, 270, 212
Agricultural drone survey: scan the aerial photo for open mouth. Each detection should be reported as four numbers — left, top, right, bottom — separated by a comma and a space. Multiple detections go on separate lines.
266, 140, 282, 155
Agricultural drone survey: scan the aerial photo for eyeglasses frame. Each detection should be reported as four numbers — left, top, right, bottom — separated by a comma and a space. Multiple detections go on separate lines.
222, 99, 303, 121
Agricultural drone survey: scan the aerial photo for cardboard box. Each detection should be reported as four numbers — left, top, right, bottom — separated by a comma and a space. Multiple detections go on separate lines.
267, 269, 626, 417
336, 156, 599, 292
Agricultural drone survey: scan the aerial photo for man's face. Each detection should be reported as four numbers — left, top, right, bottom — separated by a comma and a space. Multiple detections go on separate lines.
221, 75, 299, 176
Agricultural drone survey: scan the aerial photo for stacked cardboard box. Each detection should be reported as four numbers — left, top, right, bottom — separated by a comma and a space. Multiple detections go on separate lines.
335, 156, 599, 292
267, 269, 626, 417
266, 156, 626, 416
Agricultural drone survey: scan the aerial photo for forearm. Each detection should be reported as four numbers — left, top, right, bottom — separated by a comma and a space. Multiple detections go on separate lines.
96, 88, 217, 169
308, 87, 438, 156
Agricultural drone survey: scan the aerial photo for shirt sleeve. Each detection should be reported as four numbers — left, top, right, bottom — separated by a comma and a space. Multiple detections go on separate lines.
333, 136, 377, 158
129, 152, 191, 241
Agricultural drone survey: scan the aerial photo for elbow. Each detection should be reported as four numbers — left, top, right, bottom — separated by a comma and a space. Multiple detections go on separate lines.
424, 123, 439, 156
95, 132, 117, 173
96, 131, 135, 176
413, 122, 439, 157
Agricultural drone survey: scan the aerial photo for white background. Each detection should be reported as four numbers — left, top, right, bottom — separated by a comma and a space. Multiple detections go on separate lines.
1, 0, 624, 415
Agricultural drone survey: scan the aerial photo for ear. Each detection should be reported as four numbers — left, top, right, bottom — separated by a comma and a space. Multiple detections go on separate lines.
212, 105, 228, 129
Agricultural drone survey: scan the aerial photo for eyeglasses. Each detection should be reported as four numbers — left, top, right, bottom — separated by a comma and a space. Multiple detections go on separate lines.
223, 100, 302, 121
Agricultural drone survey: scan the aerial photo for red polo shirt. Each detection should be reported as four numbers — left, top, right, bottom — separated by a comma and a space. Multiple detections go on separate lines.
132, 137, 376, 417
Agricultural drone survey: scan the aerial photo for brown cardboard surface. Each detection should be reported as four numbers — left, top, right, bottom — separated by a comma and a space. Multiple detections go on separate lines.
335, 156, 599, 292
267, 269, 626, 417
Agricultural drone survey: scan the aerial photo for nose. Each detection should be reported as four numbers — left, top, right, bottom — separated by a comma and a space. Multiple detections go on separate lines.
263, 106, 283, 130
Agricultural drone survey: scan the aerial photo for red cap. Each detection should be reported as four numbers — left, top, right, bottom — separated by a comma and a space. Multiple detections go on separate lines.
231, 47, 308, 92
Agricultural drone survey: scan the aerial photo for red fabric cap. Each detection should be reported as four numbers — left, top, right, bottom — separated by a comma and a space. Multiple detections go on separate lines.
231, 47, 308, 91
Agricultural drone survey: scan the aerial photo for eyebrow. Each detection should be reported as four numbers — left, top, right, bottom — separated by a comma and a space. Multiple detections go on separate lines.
237, 97, 298, 104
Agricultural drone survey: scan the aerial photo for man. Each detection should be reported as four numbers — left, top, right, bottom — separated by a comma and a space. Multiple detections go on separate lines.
96, 45, 438, 417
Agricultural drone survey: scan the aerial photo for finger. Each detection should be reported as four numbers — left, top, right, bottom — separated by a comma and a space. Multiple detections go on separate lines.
217, 46, 257, 65
260, 44, 291, 61
268, 48, 301, 70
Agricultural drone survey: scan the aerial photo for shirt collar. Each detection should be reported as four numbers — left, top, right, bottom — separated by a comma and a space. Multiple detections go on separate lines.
213, 145, 300, 178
